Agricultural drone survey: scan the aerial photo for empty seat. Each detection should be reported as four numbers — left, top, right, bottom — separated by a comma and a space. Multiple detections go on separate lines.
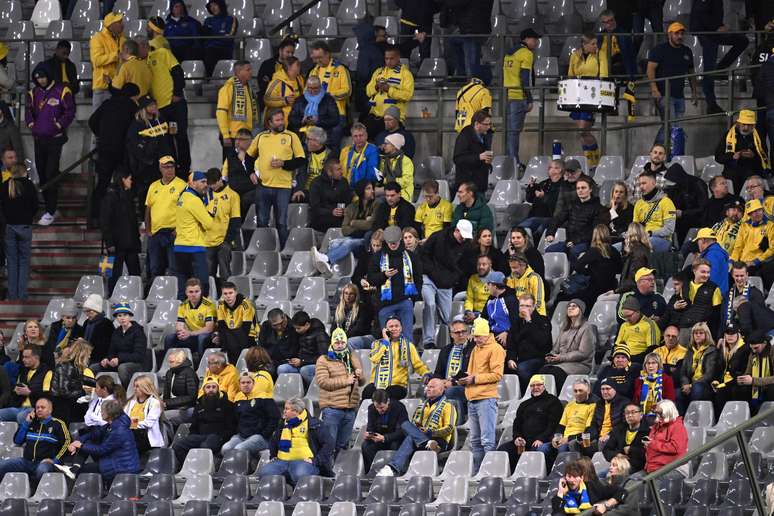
710, 401, 750, 435
534, 56, 558, 86
31, 473, 67, 502
335, 0, 366, 23
281, 228, 317, 259
684, 400, 714, 428
145, 276, 178, 307
181, 500, 209, 515
669, 155, 695, 176
511, 451, 547, 478
287, 204, 310, 228
123, 19, 146, 38
310, 16, 338, 37
273, 373, 305, 403
72, 501, 101, 516
0, 0, 22, 27
490, 180, 522, 207
587, 299, 618, 344
174, 475, 213, 505
74, 275, 105, 305
293, 277, 326, 306
141, 450, 177, 478
300, 301, 330, 324
0, 472, 30, 500
470, 476, 505, 505
252, 475, 287, 504
107, 500, 138, 515
498, 375, 521, 401
284, 252, 317, 279
524, 156, 550, 182
105, 473, 140, 502
112, 0, 140, 20
215, 450, 251, 479
30, 0, 62, 32
329, 502, 356, 516
214, 474, 250, 504
473, 451, 510, 480
594, 156, 624, 181
68, 473, 102, 502
255, 276, 290, 306
110, 275, 143, 302
416, 58, 447, 85
365, 477, 398, 504
401, 451, 438, 479
0, 498, 28, 516
248, 251, 282, 280
301, 0, 329, 23
430, 477, 468, 506
245, 38, 272, 66
326, 474, 361, 504
262, 0, 293, 27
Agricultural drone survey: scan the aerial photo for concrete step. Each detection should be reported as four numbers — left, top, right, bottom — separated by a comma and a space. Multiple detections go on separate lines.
33, 227, 102, 242
31, 250, 101, 269
0, 300, 49, 321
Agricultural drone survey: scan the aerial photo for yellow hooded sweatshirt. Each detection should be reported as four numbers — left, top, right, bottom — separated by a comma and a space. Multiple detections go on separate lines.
90, 12, 126, 91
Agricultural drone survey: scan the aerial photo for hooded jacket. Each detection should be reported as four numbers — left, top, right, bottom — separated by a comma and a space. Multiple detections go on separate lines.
354, 23, 387, 84
162, 358, 198, 410
80, 413, 141, 479
258, 319, 300, 366
730, 215, 774, 265
315, 346, 364, 410
107, 322, 146, 365
164, 0, 202, 56
203, 0, 236, 50
198, 363, 239, 400
88, 89, 137, 154
699, 242, 730, 296
367, 243, 423, 308
25, 64, 75, 139
548, 195, 610, 245
419, 225, 467, 289
309, 171, 354, 232
451, 193, 494, 233
101, 183, 141, 252
43, 55, 79, 95
190, 390, 235, 435
664, 163, 709, 223
465, 333, 505, 401
297, 318, 329, 367
89, 13, 126, 91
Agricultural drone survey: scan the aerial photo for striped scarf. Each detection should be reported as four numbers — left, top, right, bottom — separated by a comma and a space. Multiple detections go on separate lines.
691, 344, 709, 382
446, 344, 464, 378
726, 125, 770, 170
380, 251, 417, 302
327, 329, 353, 374
562, 481, 592, 514
752, 350, 770, 400
639, 370, 663, 416
726, 282, 750, 327
412, 395, 448, 432
230, 78, 250, 122
278, 410, 307, 453
373, 337, 409, 389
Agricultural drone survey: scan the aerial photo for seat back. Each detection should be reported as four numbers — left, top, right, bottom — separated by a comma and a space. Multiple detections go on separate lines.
30, 0, 62, 31
70, 473, 102, 501
284, 252, 317, 278
32, 473, 67, 501
0, 472, 30, 500
273, 373, 305, 403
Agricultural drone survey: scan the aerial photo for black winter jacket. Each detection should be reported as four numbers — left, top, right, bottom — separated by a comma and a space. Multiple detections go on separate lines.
593, 365, 639, 400
309, 173, 353, 232
507, 313, 552, 363
190, 392, 234, 436
552, 176, 599, 220
548, 195, 610, 246
453, 125, 491, 193
297, 319, 329, 367
50, 362, 85, 400
44, 56, 79, 95
289, 93, 340, 133
101, 185, 141, 252
419, 226, 467, 289
573, 245, 622, 301
367, 244, 423, 308
162, 359, 198, 410
0, 177, 38, 226
333, 301, 373, 339
223, 150, 256, 197
440, 0, 494, 34
664, 163, 709, 222
433, 341, 475, 382
126, 116, 172, 171
659, 292, 693, 332
83, 316, 114, 364
588, 394, 630, 441
258, 320, 299, 366
0, 367, 10, 408
11, 364, 51, 408
690, 0, 724, 31
366, 400, 409, 444
526, 177, 563, 218
602, 420, 650, 472
108, 322, 146, 365
235, 396, 279, 438
680, 344, 723, 386
512, 391, 564, 444
616, 243, 651, 294
372, 198, 416, 231
88, 93, 136, 155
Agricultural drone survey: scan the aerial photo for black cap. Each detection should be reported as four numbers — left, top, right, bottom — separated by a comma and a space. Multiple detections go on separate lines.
520, 28, 542, 40
137, 95, 156, 110
119, 82, 140, 97
723, 197, 744, 212
749, 330, 769, 345
724, 323, 740, 335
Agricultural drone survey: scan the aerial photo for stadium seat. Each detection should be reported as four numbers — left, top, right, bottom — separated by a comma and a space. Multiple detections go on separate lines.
40, 297, 68, 327
470, 476, 505, 505
686, 478, 718, 505
398, 503, 427, 516
710, 401, 750, 436
749, 427, 774, 457
0, 472, 30, 500
363, 503, 389, 516
144, 501, 174, 516
284, 251, 317, 279
594, 156, 624, 182
511, 451, 546, 479
502, 0, 536, 19
686, 426, 706, 452
434, 504, 461, 516
320, 228, 343, 252
684, 400, 714, 428
534, 56, 558, 86
112, 0, 139, 20
30, 0, 62, 33
591, 452, 610, 476
401, 451, 439, 479
181, 500, 209, 515
141, 450, 177, 478
251, 476, 287, 505
689, 451, 729, 482
669, 155, 695, 176
329, 502, 357, 516
364, 477, 398, 504
416, 58, 447, 86
238, 17, 264, 36
214, 474, 250, 504
335, 0, 366, 23
229, 0, 254, 25
310, 16, 338, 38
245, 38, 273, 67
104, 473, 140, 502
490, 180, 522, 207
373, 15, 398, 36
74, 275, 105, 305
107, 500, 138, 516
68, 473, 102, 502
366, 451, 396, 478
148, 0, 167, 17
273, 373, 305, 403
520, 375, 556, 400
399, 476, 432, 504
262, 0, 293, 27
339, 37, 359, 70
473, 451, 510, 480
248, 251, 283, 283
174, 475, 214, 505
287, 204, 311, 229
498, 374, 521, 401
663, 0, 690, 21
217, 502, 247, 516
587, 299, 618, 345
293, 277, 326, 307
352, 399, 372, 433
215, 450, 251, 480
325, 474, 361, 504
45, 20, 73, 51
34, 499, 62, 516
31, 473, 67, 502
110, 275, 143, 303
123, 19, 147, 38
558, 374, 587, 402
430, 477, 468, 506
332, 450, 364, 478
145, 276, 178, 308
300, 300, 330, 324
72, 501, 102, 516
0, 0, 22, 27
507, 476, 540, 505
255, 276, 290, 306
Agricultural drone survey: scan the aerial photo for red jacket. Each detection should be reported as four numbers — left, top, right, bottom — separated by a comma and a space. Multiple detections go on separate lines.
645, 416, 688, 473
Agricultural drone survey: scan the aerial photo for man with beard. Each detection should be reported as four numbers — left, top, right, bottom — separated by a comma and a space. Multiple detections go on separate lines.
721, 261, 774, 334
629, 144, 667, 201
213, 281, 257, 364
716, 109, 771, 195
171, 377, 234, 464
631, 171, 676, 253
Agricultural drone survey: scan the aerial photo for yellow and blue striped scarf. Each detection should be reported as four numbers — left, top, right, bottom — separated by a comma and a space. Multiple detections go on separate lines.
380, 251, 417, 302
562, 480, 592, 514
373, 337, 409, 389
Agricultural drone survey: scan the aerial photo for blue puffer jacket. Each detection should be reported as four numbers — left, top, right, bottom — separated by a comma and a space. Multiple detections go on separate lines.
700, 241, 730, 296
80, 413, 141, 479
165, 0, 203, 54
203, 0, 236, 50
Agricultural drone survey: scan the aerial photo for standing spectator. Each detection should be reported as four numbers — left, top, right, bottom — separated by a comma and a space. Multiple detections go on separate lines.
309, 158, 353, 233
173, 171, 213, 299
454, 77, 492, 134
463, 318, 505, 472
545, 177, 609, 261
362, 317, 428, 400
615, 297, 662, 364
677, 322, 722, 414
738, 331, 774, 411
453, 111, 492, 194
204, 169, 240, 290
505, 294, 553, 388
414, 180, 453, 240
126, 96, 173, 213
26, 63, 75, 227
506, 252, 547, 316
100, 170, 141, 295
0, 129, 23, 169
172, 378, 234, 464
353, 24, 386, 117
50, 339, 93, 423
44, 41, 79, 96
90, 12, 125, 108
452, 182, 494, 233
257, 37, 297, 113
378, 134, 414, 201
264, 57, 306, 124
161, 349, 198, 427
288, 76, 339, 140
598, 10, 636, 78
0, 165, 37, 300
293, 127, 330, 203
644, 399, 688, 474
478, 271, 518, 340
567, 225, 622, 310
362, 389, 408, 472
202, 0, 236, 76
110, 40, 152, 97
632, 171, 676, 252
521, 160, 564, 239
164, 0, 202, 63
221, 372, 279, 456
315, 328, 365, 453
731, 199, 774, 288
91, 304, 146, 387
214, 282, 257, 365
504, 29, 539, 170
664, 164, 710, 244
540, 299, 595, 389
0, 347, 52, 423
695, 228, 730, 296
277, 311, 328, 386
88, 83, 139, 220
221, 128, 256, 217
364, 45, 414, 138
216, 61, 257, 160
375, 107, 416, 159
198, 351, 239, 400
583, 379, 630, 457
164, 278, 216, 360
633, 353, 677, 416
394, 0, 435, 58
340, 123, 379, 186
679, 258, 723, 337
308, 41, 351, 152
442, 0, 494, 79
124, 375, 165, 453
690, 0, 749, 114
432, 317, 474, 422
717, 110, 771, 198
246, 109, 307, 248
145, 156, 187, 279
82, 295, 114, 365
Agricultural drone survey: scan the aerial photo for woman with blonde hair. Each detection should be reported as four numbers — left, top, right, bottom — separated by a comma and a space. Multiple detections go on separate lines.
4, 320, 49, 380
51, 338, 94, 422
335, 282, 373, 350
632, 352, 676, 417
402, 226, 420, 253
125, 374, 165, 452
607, 181, 633, 239
243, 346, 275, 398
563, 224, 621, 309
615, 222, 652, 293
677, 322, 722, 414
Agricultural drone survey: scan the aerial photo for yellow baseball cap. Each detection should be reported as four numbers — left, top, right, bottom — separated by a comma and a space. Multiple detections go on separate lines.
472, 318, 490, 337
746, 198, 765, 215
667, 22, 686, 33
737, 109, 756, 125
159, 155, 175, 165
634, 267, 656, 282
693, 228, 717, 241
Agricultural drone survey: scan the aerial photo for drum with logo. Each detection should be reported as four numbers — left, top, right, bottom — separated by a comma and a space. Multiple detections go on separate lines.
557, 78, 618, 113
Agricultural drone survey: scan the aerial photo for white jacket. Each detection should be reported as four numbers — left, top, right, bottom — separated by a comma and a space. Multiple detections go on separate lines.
84, 394, 116, 427
125, 396, 165, 448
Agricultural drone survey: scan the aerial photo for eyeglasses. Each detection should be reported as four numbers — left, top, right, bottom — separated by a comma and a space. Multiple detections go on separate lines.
747, 184, 763, 190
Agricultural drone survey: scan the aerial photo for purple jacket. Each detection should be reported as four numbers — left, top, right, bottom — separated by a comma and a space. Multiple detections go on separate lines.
25, 83, 75, 139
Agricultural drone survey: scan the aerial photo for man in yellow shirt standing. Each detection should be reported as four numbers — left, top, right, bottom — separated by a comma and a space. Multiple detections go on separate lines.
505, 252, 546, 316
90, 11, 125, 108
246, 109, 307, 248
414, 179, 453, 240
309, 40, 351, 152
174, 171, 214, 299
365, 45, 414, 139
503, 29, 539, 172
145, 155, 187, 280
454, 77, 492, 134
204, 168, 241, 292
731, 198, 774, 287
110, 39, 152, 97
217, 61, 257, 161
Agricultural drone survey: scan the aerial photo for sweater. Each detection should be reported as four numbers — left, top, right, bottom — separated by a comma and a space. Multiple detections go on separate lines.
233, 393, 279, 438
0, 177, 39, 225
107, 322, 146, 365
315, 353, 364, 410
512, 391, 563, 444
80, 413, 140, 479
451, 194, 495, 233
465, 334, 505, 401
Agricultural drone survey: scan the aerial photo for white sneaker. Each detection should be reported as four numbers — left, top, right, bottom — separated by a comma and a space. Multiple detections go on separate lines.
376, 465, 395, 477
311, 245, 329, 263
37, 212, 55, 226
425, 440, 439, 452
54, 463, 77, 480
311, 246, 333, 278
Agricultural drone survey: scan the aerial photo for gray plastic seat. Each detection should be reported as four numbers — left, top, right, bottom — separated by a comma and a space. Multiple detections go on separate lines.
289, 475, 327, 503
365, 477, 398, 504
215, 450, 251, 479
473, 451, 510, 480
437, 450, 473, 480
684, 400, 714, 428
710, 401, 750, 435
141, 451, 177, 478
293, 277, 326, 307
251, 475, 287, 504
401, 452, 438, 479
227, 276, 253, 300
107, 500, 138, 516
687, 427, 706, 452
332, 449, 364, 477
594, 156, 624, 182
534, 56, 559, 86
255, 276, 291, 307
217, 501, 247, 516
248, 251, 282, 281
0, 0, 22, 27
299, 301, 329, 324
498, 375, 521, 401
335, 0, 366, 23
71, 501, 100, 516
144, 501, 174, 516
0, 472, 29, 500
329, 501, 356, 516
34, 499, 62, 516
262, 0, 293, 27
105, 473, 140, 502
587, 299, 618, 344
181, 500, 209, 515
148, 299, 180, 344
74, 275, 105, 305
669, 155, 695, 176
430, 477, 469, 506
320, 228, 343, 252
558, 374, 587, 402
145, 276, 178, 307
0, 498, 28, 516
246, 227, 280, 257
503, 0, 536, 18
689, 451, 729, 482
507, 476, 540, 505
291, 502, 321, 516
41, 298, 68, 327
310, 16, 337, 37
273, 373, 305, 403
68, 473, 102, 502
215, 475, 250, 504
490, 180, 522, 208
110, 275, 143, 303
373, 15, 398, 35
366, 450, 395, 477
31, 473, 67, 502
398, 503, 426, 516
174, 475, 213, 505
281, 228, 317, 259
178, 449, 215, 479
287, 204, 310, 229
401, 476, 433, 504
416, 58, 447, 86
524, 156, 550, 182
749, 427, 774, 457
245, 38, 273, 67
511, 451, 547, 479
326, 474, 361, 504
284, 252, 317, 279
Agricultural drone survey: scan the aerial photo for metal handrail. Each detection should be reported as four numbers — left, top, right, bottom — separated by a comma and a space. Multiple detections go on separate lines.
39, 148, 96, 192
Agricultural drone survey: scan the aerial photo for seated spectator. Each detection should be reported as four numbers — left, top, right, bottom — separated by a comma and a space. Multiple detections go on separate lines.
632, 353, 676, 416
329, 283, 373, 350
632, 170, 676, 253
124, 375, 165, 453
377, 134, 414, 201
213, 281, 257, 365
354, 229, 384, 299
50, 338, 93, 423
664, 163, 710, 243
221, 372, 279, 456
372, 182, 416, 231
615, 297, 661, 364
452, 182, 494, 233
309, 158, 353, 233
202, 0, 237, 76
402, 223, 419, 254
367, 225, 423, 339
540, 299, 594, 389
731, 199, 774, 289
743, 175, 774, 218
197, 351, 239, 401
737, 330, 774, 412
242, 346, 275, 397
288, 76, 339, 139
565, 225, 622, 311
340, 123, 379, 186
479, 272, 518, 344
0, 125, 23, 168
716, 109, 770, 195
164, 0, 202, 63
703, 176, 737, 228
90, 304, 146, 387
505, 293, 552, 388
83, 376, 126, 432
708, 197, 744, 257
606, 182, 634, 240
315, 329, 365, 453
374, 106, 416, 159
258, 397, 334, 483
583, 379, 630, 457
453, 110, 493, 195
652, 325, 688, 378
5, 320, 48, 381
44, 300, 82, 361
164, 278, 216, 360
460, 227, 508, 292
172, 377, 234, 464
362, 389, 408, 471
615, 225, 652, 294
545, 177, 609, 261
628, 144, 667, 200
161, 349, 198, 427
277, 311, 328, 386
498, 375, 562, 472
55, 400, 140, 483
550, 460, 603, 513
644, 399, 688, 475
0, 347, 52, 423
593, 346, 639, 400
362, 316, 428, 400
679, 258, 723, 337
677, 322, 722, 414
616, 268, 667, 324
0, 397, 69, 485
712, 324, 750, 411
258, 308, 299, 368
724, 262, 774, 335
506, 227, 545, 279
463, 255, 494, 319
432, 317, 474, 422
601, 403, 649, 474
552, 159, 599, 219
507, 253, 546, 316
376, 378, 456, 476
546, 378, 596, 459
520, 159, 564, 240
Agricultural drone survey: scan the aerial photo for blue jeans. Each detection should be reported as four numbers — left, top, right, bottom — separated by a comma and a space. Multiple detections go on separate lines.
388, 420, 434, 474
377, 299, 414, 342
174, 251, 209, 300
327, 237, 365, 264
449, 35, 483, 78
164, 333, 212, 357
444, 385, 468, 424
514, 358, 545, 391
421, 276, 452, 346
148, 229, 176, 277
654, 97, 686, 145
221, 434, 269, 456
507, 100, 530, 164
257, 459, 319, 485
348, 335, 376, 350
257, 186, 291, 248
519, 217, 551, 241
5, 225, 31, 300
697, 33, 749, 104
321, 407, 356, 451
545, 241, 588, 263
468, 397, 498, 472
276, 363, 316, 386
677, 381, 712, 415
0, 457, 56, 484
0, 407, 31, 425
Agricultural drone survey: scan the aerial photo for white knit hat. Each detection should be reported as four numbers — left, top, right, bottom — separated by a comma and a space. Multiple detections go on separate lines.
83, 293, 104, 313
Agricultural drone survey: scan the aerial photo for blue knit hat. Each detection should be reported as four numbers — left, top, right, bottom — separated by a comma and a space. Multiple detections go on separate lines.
191, 171, 207, 181
112, 303, 133, 317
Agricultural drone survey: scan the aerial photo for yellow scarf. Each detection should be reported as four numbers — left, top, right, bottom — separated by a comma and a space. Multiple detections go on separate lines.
725, 125, 770, 170
277, 409, 313, 461
691, 343, 709, 382
752, 351, 770, 400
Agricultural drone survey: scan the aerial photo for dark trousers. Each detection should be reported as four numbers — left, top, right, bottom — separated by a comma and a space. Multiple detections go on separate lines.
539, 365, 569, 396
160, 100, 191, 178
175, 251, 209, 300
361, 384, 408, 401
204, 47, 234, 76
93, 148, 124, 219
698, 33, 749, 104
34, 136, 65, 214
172, 433, 225, 465
206, 242, 232, 295
109, 250, 141, 295
362, 439, 401, 474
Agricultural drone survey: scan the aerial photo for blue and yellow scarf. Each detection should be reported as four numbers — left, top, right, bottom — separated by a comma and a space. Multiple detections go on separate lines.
639, 370, 663, 416
373, 337, 409, 389
412, 395, 449, 432
446, 344, 464, 378
380, 251, 417, 302
562, 481, 592, 514
278, 409, 309, 455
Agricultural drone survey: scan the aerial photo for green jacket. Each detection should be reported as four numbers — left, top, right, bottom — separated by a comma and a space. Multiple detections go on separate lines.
451, 193, 494, 233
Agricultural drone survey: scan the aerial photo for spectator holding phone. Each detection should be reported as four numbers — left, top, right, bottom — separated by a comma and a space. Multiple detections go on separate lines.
644, 399, 688, 475
361, 389, 408, 472
362, 317, 428, 400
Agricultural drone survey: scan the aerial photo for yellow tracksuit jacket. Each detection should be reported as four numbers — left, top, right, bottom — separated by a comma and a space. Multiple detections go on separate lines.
366, 64, 414, 121
263, 68, 305, 123
731, 217, 774, 265
455, 79, 492, 133
174, 188, 214, 250
216, 77, 257, 139
369, 338, 428, 388
506, 265, 546, 316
